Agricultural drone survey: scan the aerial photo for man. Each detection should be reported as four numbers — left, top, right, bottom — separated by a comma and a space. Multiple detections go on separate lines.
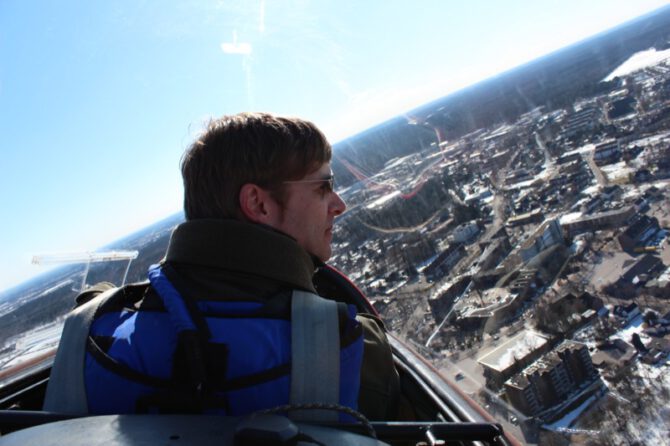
173, 112, 400, 419
46, 112, 399, 420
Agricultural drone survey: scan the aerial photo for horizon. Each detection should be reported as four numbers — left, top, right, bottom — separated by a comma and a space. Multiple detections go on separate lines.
1, 0, 669, 291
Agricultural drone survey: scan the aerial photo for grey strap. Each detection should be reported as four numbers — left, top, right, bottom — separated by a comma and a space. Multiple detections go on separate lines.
290, 290, 340, 422
43, 288, 117, 414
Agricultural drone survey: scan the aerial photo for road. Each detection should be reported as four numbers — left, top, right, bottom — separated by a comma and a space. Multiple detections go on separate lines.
585, 147, 608, 186
438, 329, 533, 444
535, 132, 555, 171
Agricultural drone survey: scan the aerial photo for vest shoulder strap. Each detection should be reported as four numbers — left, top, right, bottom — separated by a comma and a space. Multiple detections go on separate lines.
45, 282, 346, 419
43, 286, 120, 414
289, 290, 340, 422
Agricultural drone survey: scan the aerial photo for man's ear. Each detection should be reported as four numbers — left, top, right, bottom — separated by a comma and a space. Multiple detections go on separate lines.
239, 183, 274, 223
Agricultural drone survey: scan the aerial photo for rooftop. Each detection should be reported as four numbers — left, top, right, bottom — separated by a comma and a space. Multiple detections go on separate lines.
478, 329, 551, 373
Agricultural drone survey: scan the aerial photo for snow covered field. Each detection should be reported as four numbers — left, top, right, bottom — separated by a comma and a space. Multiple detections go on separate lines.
549, 314, 670, 444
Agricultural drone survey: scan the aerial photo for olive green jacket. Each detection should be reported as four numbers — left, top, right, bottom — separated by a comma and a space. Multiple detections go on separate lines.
164, 219, 400, 420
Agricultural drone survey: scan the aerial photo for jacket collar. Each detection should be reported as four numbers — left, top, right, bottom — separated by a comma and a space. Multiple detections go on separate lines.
164, 219, 317, 292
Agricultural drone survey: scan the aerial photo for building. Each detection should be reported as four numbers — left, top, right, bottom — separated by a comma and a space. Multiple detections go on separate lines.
505, 375, 542, 415
579, 195, 603, 214
613, 303, 641, 321
593, 139, 622, 166
591, 339, 637, 380
562, 106, 601, 138
507, 209, 544, 228
387, 232, 438, 269
508, 269, 537, 300
472, 269, 506, 290
505, 341, 598, 416
505, 168, 533, 186
450, 220, 480, 243
536, 288, 603, 335
633, 168, 653, 183
464, 188, 493, 205
617, 214, 661, 252
483, 149, 513, 171
560, 206, 635, 238
556, 341, 599, 385
557, 152, 582, 165
545, 289, 603, 318
632, 197, 650, 213
424, 243, 466, 281
642, 338, 670, 364
475, 236, 512, 274
600, 185, 622, 201
478, 330, 552, 388
615, 254, 665, 287
519, 219, 564, 263
428, 276, 471, 321
549, 160, 592, 191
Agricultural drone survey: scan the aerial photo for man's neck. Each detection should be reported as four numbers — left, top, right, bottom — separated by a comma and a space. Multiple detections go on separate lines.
165, 219, 317, 292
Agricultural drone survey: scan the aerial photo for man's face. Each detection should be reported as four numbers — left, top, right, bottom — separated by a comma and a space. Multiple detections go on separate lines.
269, 162, 346, 261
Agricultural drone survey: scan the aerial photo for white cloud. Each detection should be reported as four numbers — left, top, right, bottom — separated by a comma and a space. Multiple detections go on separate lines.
259, 0, 265, 33
220, 42, 252, 55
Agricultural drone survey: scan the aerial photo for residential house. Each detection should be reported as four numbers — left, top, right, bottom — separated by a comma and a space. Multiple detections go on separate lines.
593, 139, 621, 166
618, 214, 660, 252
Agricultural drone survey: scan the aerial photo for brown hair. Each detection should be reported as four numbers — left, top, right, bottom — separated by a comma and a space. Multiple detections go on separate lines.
181, 112, 331, 220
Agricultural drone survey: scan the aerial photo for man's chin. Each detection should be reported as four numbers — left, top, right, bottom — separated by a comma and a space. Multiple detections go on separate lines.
316, 247, 332, 263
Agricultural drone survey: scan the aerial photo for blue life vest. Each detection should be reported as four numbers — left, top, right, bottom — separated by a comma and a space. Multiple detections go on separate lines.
83, 264, 364, 417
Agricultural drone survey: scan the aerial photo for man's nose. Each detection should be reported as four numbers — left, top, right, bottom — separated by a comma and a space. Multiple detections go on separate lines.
331, 192, 347, 215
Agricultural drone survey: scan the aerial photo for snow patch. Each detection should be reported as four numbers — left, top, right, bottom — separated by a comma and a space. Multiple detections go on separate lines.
604, 48, 670, 81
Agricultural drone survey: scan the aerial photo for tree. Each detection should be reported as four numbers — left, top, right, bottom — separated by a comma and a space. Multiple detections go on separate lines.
643, 309, 659, 325
593, 317, 616, 341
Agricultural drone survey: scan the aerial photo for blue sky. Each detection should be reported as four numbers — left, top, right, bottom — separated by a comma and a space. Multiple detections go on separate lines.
1, 0, 669, 291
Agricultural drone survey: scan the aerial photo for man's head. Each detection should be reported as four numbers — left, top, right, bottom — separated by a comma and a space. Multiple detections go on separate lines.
181, 112, 346, 261
182, 112, 331, 220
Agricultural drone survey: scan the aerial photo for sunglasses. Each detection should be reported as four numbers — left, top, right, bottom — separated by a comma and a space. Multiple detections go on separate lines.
283, 175, 335, 193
